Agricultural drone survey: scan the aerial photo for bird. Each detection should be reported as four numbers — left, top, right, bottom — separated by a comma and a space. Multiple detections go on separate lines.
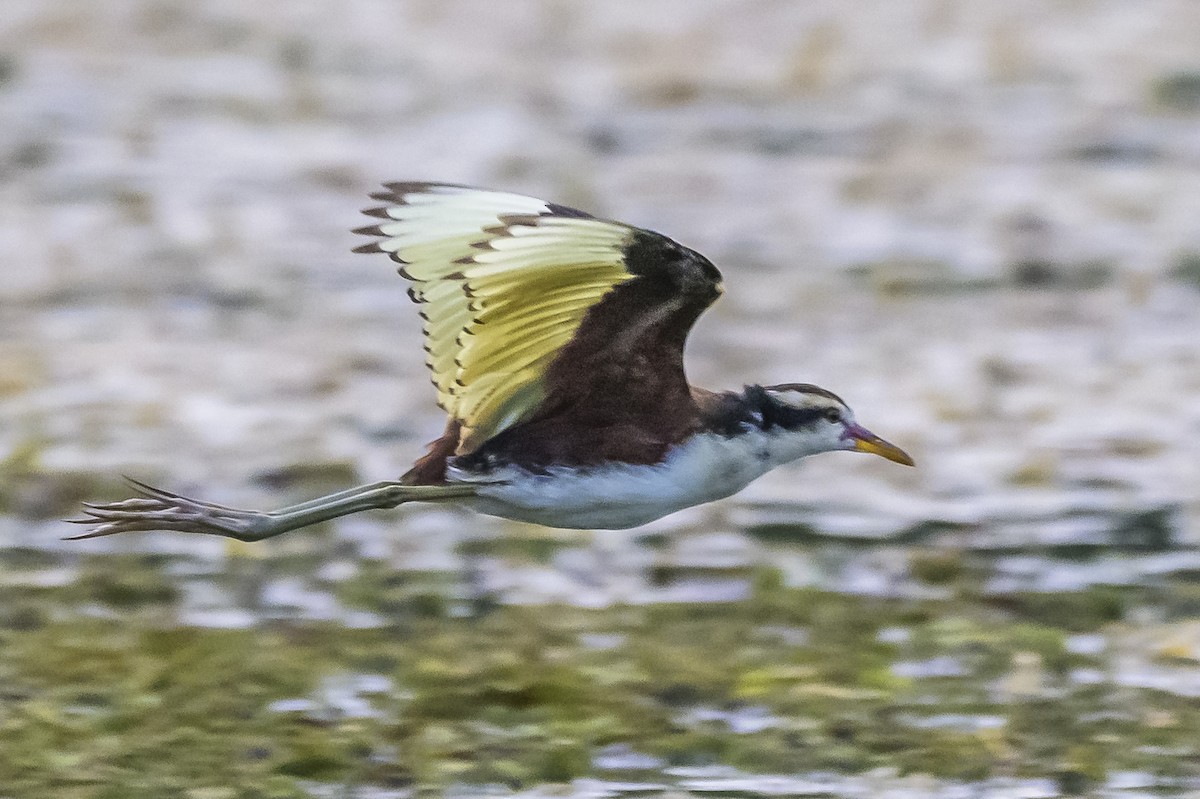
69, 182, 913, 542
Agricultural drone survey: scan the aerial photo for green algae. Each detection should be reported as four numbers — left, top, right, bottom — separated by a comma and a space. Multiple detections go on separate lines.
74, 554, 181, 609
1, 561, 1199, 796
1152, 71, 1200, 114
0, 438, 109, 519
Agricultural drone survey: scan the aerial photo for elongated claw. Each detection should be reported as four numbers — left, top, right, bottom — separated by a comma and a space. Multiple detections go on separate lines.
82, 498, 165, 512
122, 475, 245, 513
66, 518, 198, 540
65, 481, 273, 541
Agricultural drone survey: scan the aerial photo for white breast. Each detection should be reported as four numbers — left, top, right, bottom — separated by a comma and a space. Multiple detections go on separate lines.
447, 431, 783, 529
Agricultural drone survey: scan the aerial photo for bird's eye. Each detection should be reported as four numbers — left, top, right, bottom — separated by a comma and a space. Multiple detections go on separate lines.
824, 408, 842, 424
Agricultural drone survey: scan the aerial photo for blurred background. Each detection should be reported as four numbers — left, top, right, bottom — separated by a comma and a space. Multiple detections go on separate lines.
2, 1, 1200, 796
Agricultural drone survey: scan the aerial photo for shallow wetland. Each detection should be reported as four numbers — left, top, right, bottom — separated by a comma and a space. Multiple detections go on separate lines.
3, 1, 1200, 795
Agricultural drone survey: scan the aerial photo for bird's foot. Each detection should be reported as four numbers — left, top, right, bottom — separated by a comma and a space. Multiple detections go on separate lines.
65, 477, 273, 541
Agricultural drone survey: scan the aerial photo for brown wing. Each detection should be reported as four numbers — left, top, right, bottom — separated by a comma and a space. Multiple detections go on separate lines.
453, 228, 725, 471
353, 183, 723, 478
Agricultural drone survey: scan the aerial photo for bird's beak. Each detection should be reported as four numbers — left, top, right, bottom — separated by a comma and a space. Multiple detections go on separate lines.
844, 424, 915, 466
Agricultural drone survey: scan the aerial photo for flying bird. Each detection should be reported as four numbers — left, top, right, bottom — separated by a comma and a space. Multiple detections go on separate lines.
70, 183, 913, 541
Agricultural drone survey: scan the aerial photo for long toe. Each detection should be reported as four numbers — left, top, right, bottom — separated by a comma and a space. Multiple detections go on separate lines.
66, 491, 272, 541
82, 497, 171, 513
122, 477, 246, 513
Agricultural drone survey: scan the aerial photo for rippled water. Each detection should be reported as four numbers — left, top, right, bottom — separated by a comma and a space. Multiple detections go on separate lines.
5, 515, 1200, 795
3, 0, 1200, 795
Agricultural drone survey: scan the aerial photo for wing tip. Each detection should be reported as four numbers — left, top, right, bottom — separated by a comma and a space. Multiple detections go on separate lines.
381, 180, 472, 196
379, 181, 426, 196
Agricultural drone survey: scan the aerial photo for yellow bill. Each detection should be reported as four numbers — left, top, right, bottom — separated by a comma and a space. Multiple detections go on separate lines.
848, 426, 915, 466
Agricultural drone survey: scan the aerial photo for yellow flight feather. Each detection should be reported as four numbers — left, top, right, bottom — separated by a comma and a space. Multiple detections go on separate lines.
364, 185, 636, 450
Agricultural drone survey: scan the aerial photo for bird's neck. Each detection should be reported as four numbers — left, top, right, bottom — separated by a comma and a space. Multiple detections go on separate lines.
692, 385, 828, 469
693, 384, 773, 436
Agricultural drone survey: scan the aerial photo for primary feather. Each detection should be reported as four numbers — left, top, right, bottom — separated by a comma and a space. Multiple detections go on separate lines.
354, 183, 637, 452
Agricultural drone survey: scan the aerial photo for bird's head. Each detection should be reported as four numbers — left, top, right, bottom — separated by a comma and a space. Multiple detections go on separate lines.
748, 383, 914, 467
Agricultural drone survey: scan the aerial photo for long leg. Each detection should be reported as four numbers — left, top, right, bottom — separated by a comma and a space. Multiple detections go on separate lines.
66, 477, 484, 542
